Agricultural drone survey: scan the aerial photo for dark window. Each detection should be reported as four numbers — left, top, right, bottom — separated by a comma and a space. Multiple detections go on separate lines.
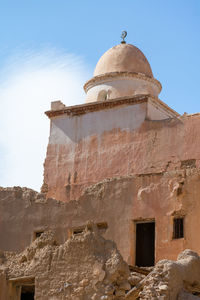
73, 228, 84, 235
35, 231, 44, 239
173, 218, 184, 239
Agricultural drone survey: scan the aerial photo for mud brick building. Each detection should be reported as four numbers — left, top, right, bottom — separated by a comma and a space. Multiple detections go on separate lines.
1, 38, 200, 291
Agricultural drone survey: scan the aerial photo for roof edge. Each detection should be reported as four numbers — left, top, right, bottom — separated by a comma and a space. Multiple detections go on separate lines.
45, 94, 179, 119
45, 94, 149, 118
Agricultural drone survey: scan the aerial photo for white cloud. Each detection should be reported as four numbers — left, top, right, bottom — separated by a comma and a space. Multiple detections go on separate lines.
0, 48, 90, 191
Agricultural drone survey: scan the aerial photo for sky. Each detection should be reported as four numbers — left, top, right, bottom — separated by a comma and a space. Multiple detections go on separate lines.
0, 1, 200, 191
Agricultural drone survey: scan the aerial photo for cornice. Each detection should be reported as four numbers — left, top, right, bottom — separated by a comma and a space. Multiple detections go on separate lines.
45, 94, 149, 118
83, 72, 162, 93
45, 94, 179, 119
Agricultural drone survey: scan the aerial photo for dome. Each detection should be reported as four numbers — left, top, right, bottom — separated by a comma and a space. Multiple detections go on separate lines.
94, 43, 153, 78
84, 42, 161, 103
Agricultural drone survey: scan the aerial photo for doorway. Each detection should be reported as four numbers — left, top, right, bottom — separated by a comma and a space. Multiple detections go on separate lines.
135, 221, 155, 267
20, 285, 35, 300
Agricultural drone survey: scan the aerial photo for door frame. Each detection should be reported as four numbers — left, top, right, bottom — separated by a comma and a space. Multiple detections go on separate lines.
131, 218, 155, 266
8, 276, 35, 300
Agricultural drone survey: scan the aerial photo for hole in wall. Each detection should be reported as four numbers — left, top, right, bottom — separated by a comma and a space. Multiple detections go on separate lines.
34, 231, 44, 240
181, 159, 196, 169
20, 285, 35, 300
71, 222, 108, 236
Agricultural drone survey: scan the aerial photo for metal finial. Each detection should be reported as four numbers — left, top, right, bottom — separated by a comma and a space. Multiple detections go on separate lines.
121, 31, 127, 44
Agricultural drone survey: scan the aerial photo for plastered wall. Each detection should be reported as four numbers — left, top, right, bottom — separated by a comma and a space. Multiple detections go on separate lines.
44, 102, 147, 201
1, 166, 200, 265
44, 104, 200, 204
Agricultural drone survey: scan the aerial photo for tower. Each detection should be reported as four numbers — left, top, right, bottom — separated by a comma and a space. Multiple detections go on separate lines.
43, 38, 179, 202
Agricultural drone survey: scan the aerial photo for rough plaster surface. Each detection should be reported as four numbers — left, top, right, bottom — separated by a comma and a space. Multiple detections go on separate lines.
1, 231, 200, 299
137, 249, 200, 300
44, 109, 200, 204
93, 43, 153, 78
0, 229, 131, 300
1, 166, 200, 264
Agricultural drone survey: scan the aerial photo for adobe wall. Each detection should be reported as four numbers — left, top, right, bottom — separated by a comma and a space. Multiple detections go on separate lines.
1, 165, 200, 264
43, 102, 200, 203
2, 231, 200, 299
0, 272, 8, 300
43, 101, 147, 201
0, 231, 131, 300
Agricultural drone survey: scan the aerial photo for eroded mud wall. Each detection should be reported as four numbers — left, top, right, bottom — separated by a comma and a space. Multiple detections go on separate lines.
43, 102, 147, 201
1, 232, 200, 300
1, 166, 200, 264
44, 105, 200, 203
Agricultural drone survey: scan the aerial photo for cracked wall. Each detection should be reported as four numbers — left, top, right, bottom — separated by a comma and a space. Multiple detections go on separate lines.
43, 103, 200, 203
1, 231, 200, 300
1, 166, 200, 264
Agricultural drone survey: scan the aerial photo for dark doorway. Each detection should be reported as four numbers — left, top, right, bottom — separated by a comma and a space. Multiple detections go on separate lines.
21, 285, 35, 300
135, 222, 155, 267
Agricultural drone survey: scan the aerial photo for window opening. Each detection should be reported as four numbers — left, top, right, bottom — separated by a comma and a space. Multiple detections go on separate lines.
181, 159, 196, 169
72, 222, 108, 236
173, 218, 184, 239
73, 228, 84, 235
96, 222, 108, 234
34, 231, 44, 239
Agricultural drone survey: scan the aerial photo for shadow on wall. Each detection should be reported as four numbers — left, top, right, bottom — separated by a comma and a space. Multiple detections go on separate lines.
49, 103, 147, 143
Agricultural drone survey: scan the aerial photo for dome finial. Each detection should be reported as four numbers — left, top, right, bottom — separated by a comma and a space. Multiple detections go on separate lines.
121, 31, 127, 44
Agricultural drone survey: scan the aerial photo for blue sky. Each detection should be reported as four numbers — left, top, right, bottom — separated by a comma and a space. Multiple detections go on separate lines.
0, 1, 200, 190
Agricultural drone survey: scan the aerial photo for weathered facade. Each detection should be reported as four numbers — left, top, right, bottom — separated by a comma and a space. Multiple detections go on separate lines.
41, 41, 200, 265
1, 39, 200, 299
1, 229, 200, 299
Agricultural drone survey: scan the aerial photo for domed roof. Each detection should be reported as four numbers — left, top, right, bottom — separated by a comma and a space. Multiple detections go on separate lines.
94, 43, 153, 78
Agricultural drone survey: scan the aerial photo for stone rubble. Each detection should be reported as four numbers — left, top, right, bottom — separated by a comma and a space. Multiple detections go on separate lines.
1, 227, 200, 299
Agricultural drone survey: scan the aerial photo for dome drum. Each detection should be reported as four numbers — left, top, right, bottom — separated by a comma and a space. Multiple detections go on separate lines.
84, 72, 161, 103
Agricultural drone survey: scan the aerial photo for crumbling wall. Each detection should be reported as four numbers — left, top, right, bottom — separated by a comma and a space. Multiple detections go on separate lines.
44, 107, 200, 203
1, 230, 200, 299
128, 249, 200, 300
2, 167, 200, 264
1, 229, 133, 300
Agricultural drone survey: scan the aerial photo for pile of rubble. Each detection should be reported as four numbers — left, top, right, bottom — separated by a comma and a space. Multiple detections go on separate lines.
0, 226, 200, 299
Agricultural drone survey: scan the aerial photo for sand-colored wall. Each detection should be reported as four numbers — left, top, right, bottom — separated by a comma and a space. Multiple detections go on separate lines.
43, 102, 147, 201
0, 272, 8, 300
0, 231, 131, 300
44, 104, 200, 204
41, 104, 200, 262
1, 166, 200, 265
2, 229, 200, 299
2, 105, 200, 265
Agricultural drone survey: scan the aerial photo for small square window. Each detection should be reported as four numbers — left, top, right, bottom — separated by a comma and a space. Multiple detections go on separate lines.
34, 231, 44, 239
73, 228, 84, 235
173, 218, 184, 239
